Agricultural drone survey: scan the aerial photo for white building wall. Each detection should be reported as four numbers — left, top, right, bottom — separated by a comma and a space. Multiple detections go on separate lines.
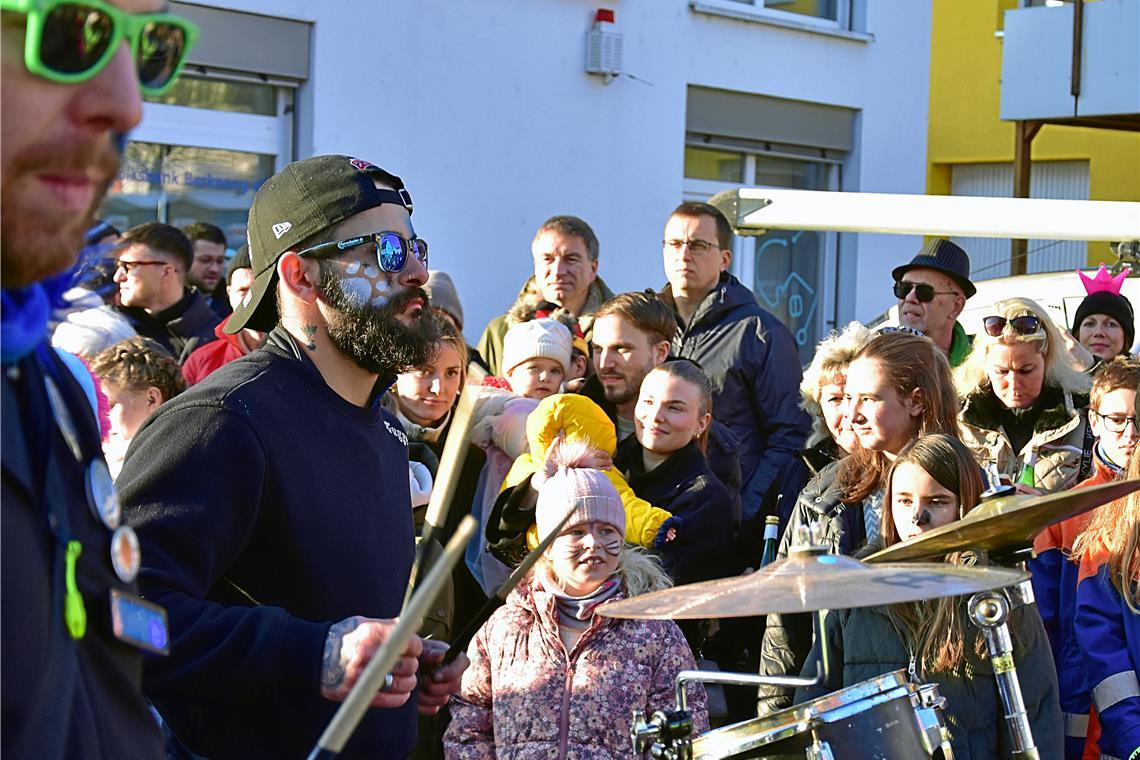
189, 0, 932, 342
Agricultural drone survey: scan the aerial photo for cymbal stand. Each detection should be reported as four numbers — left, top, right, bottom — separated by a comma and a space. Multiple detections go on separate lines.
967, 581, 1039, 760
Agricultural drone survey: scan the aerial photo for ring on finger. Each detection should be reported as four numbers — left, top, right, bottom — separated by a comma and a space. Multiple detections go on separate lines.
381, 673, 394, 692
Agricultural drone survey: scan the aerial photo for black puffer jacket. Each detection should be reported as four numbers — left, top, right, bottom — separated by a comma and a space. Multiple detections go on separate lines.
660, 274, 810, 524
615, 437, 738, 585
118, 288, 220, 363
795, 603, 1063, 759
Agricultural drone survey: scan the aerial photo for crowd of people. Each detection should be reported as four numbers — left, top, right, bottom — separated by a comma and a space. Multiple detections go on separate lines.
2, 3, 1138, 760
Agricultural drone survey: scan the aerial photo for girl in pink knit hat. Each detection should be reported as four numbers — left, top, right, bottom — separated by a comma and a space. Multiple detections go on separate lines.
444, 440, 708, 758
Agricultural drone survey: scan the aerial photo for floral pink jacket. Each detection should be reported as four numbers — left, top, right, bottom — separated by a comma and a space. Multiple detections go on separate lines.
443, 579, 708, 759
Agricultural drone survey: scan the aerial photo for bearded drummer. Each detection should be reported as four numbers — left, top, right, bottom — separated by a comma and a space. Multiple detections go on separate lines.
796, 434, 1063, 758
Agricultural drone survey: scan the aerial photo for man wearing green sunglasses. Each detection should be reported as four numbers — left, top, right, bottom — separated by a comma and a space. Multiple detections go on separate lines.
2, 1, 195, 758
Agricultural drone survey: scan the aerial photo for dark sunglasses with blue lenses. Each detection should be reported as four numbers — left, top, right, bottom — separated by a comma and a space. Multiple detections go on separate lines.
298, 231, 428, 273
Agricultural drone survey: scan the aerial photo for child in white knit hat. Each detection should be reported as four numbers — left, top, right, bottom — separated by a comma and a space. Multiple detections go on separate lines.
500, 317, 572, 400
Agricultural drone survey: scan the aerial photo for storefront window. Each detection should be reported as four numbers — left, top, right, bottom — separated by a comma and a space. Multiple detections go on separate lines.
102, 143, 275, 249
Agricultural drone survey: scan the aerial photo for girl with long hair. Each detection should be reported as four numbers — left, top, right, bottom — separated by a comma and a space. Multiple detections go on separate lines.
1070, 450, 1140, 759
797, 435, 1062, 758
444, 441, 708, 757
759, 331, 961, 716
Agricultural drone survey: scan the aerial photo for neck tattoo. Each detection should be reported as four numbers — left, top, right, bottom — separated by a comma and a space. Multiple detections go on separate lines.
302, 324, 318, 351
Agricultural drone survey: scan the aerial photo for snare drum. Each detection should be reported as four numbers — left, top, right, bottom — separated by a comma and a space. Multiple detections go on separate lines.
690, 670, 952, 759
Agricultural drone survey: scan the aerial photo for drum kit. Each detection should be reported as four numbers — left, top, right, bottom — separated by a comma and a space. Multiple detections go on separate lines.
600, 479, 1140, 760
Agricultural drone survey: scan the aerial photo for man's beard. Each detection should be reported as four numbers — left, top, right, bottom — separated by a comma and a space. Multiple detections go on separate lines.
0, 134, 120, 288
319, 264, 440, 378
601, 362, 655, 406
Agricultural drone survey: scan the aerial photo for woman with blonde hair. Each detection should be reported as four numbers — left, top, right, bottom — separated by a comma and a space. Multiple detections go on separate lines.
1071, 450, 1140, 760
444, 441, 708, 758
956, 296, 1092, 494
796, 434, 1062, 758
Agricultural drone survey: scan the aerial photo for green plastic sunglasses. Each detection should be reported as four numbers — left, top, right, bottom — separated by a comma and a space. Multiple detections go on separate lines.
0, 0, 199, 95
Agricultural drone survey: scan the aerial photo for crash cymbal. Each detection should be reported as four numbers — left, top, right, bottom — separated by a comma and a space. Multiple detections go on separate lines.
866, 479, 1140, 564
598, 551, 1027, 619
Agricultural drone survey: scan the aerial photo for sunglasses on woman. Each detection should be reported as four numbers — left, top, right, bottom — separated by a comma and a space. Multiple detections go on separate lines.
298, 231, 429, 274
892, 280, 958, 303
983, 315, 1042, 337
1, 0, 199, 96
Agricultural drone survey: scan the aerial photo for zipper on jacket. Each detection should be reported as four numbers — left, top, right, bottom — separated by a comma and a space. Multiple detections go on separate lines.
558, 668, 572, 760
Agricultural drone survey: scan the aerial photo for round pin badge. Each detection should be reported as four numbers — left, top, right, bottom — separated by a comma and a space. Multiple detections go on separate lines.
85, 459, 121, 529
110, 525, 141, 584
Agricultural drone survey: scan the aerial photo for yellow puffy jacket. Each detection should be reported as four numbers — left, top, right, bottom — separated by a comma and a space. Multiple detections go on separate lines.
501, 393, 673, 548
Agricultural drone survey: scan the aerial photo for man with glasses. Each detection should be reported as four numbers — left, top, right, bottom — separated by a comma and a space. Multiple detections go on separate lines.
116, 155, 469, 758
892, 238, 975, 367
2, 0, 196, 756
182, 221, 233, 318
112, 222, 220, 362
658, 201, 809, 530
1031, 356, 1140, 759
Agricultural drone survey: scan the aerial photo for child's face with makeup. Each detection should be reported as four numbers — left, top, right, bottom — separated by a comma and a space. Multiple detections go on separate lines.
547, 521, 621, 596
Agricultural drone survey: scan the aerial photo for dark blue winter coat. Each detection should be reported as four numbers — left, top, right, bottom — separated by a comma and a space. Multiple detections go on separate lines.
660, 274, 810, 524
615, 437, 738, 585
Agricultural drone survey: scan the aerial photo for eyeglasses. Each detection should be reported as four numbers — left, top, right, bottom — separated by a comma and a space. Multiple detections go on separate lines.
893, 280, 958, 303
663, 238, 721, 255
298, 231, 428, 274
0, 0, 199, 96
983, 315, 1042, 338
1092, 411, 1138, 434
114, 259, 169, 274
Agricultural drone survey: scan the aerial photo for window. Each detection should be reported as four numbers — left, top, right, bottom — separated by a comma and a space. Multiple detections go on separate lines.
683, 140, 842, 363
708, 0, 855, 31
104, 144, 276, 250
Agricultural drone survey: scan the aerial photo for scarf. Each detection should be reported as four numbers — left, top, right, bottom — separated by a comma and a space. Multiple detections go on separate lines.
2, 233, 122, 364
1, 269, 75, 364
538, 569, 621, 629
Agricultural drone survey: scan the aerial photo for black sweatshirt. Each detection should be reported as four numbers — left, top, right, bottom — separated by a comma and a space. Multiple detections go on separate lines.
117, 328, 416, 759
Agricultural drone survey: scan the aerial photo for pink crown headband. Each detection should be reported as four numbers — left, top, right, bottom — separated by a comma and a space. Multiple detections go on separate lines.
1077, 264, 1130, 296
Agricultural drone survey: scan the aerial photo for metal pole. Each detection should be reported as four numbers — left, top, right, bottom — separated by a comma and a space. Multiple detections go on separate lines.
968, 590, 1039, 759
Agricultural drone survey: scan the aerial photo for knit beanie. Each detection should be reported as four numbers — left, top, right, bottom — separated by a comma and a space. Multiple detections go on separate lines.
425, 270, 463, 331
502, 317, 572, 376
1073, 291, 1135, 354
535, 440, 625, 542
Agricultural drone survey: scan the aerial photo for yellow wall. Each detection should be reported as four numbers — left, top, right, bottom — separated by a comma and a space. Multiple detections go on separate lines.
927, 0, 1140, 264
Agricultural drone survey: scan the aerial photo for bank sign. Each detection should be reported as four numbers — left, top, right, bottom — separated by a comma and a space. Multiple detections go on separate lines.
117, 168, 263, 196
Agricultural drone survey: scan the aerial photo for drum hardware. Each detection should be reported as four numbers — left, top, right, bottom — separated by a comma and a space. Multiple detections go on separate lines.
967, 580, 1040, 760
685, 670, 954, 760
804, 737, 834, 760
630, 708, 695, 760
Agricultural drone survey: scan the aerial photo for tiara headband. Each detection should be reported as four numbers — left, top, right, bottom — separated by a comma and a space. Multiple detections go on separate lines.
1077, 264, 1130, 297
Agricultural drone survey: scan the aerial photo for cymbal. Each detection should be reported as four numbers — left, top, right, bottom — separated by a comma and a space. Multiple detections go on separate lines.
598, 552, 1028, 619
866, 479, 1140, 564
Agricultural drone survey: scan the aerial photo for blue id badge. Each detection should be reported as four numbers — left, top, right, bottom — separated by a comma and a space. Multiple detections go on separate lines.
110, 589, 169, 655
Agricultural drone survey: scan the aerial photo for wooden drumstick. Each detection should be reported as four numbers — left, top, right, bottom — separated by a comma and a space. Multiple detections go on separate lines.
441, 503, 578, 665
307, 515, 477, 760
403, 378, 481, 611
